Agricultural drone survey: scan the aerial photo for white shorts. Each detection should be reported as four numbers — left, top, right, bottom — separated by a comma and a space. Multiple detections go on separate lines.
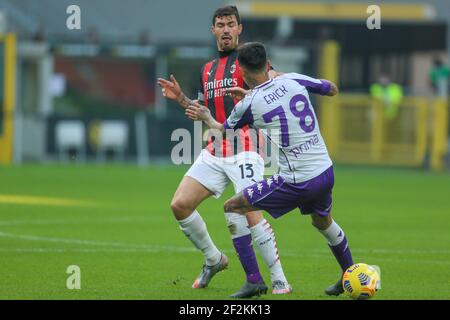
185, 150, 265, 198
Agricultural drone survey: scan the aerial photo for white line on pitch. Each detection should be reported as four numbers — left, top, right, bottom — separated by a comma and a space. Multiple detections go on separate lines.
0, 216, 160, 227
0, 231, 449, 266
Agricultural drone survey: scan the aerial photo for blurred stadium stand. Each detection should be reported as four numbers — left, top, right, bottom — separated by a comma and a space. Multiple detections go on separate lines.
0, 0, 449, 170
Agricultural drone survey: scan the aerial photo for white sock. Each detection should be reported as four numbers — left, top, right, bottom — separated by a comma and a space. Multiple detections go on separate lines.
178, 210, 221, 266
224, 212, 251, 239
250, 219, 287, 284
318, 220, 345, 246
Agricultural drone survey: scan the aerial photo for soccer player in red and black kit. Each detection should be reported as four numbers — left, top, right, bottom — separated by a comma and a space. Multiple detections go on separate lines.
158, 6, 292, 298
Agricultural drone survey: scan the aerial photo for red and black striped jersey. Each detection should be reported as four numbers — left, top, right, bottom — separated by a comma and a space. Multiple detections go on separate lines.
198, 49, 261, 157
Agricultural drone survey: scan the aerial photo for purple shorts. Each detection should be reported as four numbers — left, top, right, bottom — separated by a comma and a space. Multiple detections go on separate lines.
243, 166, 334, 219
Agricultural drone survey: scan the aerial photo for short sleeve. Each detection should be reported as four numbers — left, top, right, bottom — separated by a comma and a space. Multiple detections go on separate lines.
223, 98, 254, 130
289, 73, 331, 96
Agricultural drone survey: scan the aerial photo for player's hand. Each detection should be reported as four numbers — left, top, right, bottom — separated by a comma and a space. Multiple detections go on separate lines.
185, 102, 210, 121
184, 99, 199, 119
157, 74, 182, 101
225, 87, 250, 101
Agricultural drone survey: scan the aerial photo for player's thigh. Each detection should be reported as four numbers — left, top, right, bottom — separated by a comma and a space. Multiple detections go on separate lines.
243, 175, 299, 219
299, 166, 335, 228
225, 152, 265, 225
225, 152, 265, 195
172, 175, 214, 210
183, 150, 229, 199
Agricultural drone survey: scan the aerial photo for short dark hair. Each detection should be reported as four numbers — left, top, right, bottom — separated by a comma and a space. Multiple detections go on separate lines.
237, 42, 267, 72
212, 6, 241, 26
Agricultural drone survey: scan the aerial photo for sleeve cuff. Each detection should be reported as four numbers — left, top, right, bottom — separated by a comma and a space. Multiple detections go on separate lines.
223, 120, 231, 130
321, 80, 331, 95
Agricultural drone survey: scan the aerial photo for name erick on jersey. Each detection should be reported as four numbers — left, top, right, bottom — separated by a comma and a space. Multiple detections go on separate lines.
198, 49, 258, 157
223, 72, 333, 183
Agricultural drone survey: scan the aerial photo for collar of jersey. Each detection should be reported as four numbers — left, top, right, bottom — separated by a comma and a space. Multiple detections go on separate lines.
254, 78, 273, 89
218, 49, 236, 58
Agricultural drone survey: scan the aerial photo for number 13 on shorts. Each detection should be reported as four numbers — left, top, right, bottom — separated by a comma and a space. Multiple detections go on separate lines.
239, 163, 254, 179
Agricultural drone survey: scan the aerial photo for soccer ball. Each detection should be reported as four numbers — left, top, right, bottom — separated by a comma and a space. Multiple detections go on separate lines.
342, 263, 381, 300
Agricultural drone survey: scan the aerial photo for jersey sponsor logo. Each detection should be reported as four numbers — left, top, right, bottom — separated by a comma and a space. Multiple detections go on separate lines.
204, 78, 239, 100
288, 134, 320, 158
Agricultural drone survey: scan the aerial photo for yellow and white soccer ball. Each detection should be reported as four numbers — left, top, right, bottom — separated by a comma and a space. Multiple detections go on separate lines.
342, 263, 381, 300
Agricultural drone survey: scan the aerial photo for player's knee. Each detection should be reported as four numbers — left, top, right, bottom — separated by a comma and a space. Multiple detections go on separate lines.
246, 211, 263, 227
311, 219, 321, 230
170, 197, 194, 218
311, 214, 332, 230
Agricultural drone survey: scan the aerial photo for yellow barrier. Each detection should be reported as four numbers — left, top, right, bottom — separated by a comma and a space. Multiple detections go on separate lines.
431, 99, 449, 171
320, 94, 438, 168
318, 39, 448, 171
0, 33, 16, 165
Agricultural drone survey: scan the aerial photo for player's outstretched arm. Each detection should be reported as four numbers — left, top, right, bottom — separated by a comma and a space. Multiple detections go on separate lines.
186, 103, 224, 132
157, 74, 195, 109
323, 80, 339, 96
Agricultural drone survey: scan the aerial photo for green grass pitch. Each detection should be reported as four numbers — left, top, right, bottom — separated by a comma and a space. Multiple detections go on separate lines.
0, 164, 449, 300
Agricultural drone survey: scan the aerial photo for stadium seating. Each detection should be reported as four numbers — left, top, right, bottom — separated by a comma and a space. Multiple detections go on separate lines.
55, 120, 86, 162
96, 120, 129, 162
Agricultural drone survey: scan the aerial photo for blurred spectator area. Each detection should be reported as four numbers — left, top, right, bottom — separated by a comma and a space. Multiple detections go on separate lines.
0, 0, 221, 43
242, 19, 447, 94
54, 56, 155, 112
0, 0, 448, 167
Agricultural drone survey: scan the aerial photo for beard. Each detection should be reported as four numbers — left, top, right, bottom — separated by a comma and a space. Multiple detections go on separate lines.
218, 36, 238, 51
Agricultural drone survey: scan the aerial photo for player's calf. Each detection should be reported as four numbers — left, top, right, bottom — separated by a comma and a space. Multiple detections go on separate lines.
225, 194, 292, 295
312, 214, 354, 296
171, 177, 223, 271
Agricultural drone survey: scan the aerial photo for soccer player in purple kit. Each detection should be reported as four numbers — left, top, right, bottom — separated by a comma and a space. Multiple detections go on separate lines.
187, 42, 361, 296
157, 7, 291, 298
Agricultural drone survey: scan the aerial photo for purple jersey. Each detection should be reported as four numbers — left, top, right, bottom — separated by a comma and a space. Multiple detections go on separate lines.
224, 72, 333, 184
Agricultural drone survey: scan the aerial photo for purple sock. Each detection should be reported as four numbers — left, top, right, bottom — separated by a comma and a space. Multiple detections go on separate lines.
329, 237, 354, 273
232, 234, 262, 283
